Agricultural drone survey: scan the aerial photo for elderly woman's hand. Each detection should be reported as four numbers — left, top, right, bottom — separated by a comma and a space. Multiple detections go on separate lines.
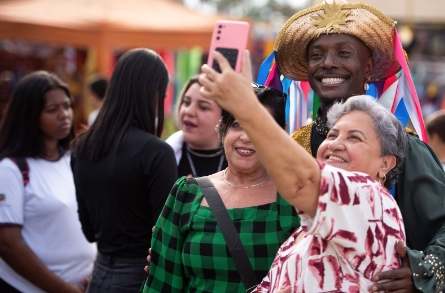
199, 50, 256, 117
369, 241, 415, 293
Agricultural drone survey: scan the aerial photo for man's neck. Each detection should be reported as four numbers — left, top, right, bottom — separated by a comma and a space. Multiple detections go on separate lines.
318, 97, 344, 116
318, 104, 330, 116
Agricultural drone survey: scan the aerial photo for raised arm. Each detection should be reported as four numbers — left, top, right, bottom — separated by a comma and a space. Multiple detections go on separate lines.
199, 50, 320, 217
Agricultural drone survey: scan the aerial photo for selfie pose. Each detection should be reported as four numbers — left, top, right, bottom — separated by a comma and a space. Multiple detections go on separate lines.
199, 50, 406, 292
142, 86, 300, 293
264, 0, 445, 291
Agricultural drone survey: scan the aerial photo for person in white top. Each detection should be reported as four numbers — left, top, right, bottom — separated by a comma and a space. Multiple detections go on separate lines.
0, 71, 96, 293
86, 75, 108, 126
166, 76, 227, 178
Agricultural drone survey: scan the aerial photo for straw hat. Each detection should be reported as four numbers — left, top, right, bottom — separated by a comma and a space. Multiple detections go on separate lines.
274, 0, 401, 82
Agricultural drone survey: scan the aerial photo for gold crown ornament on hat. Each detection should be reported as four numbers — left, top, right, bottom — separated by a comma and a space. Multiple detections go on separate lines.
312, 0, 352, 36
274, 0, 401, 82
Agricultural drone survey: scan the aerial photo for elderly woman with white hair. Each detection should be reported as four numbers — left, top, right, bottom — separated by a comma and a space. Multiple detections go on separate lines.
198, 51, 408, 292
251, 95, 408, 292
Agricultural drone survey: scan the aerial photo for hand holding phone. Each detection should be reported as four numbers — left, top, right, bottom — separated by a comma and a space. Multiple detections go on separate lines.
207, 20, 250, 73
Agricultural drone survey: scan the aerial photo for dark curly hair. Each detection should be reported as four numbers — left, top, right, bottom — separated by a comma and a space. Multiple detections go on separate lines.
217, 86, 287, 146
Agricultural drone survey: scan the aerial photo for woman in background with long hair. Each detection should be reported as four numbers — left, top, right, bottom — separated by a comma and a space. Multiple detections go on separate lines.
71, 48, 177, 293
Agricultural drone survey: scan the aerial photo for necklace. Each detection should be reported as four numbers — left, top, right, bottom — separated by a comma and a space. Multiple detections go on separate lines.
186, 145, 224, 158
186, 148, 225, 177
314, 110, 329, 136
223, 168, 269, 189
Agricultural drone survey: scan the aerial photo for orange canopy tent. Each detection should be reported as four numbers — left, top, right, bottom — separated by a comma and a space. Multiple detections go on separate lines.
0, 0, 231, 76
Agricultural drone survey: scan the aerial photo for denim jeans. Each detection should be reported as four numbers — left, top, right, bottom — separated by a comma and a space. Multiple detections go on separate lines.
86, 253, 147, 293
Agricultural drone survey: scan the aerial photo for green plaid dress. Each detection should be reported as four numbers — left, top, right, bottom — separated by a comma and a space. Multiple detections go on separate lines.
140, 176, 300, 293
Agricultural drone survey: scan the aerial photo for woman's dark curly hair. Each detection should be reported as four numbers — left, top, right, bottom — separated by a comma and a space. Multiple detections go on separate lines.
217, 85, 287, 146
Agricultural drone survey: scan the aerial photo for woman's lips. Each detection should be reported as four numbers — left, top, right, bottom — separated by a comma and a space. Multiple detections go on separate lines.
59, 123, 71, 130
236, 147, 255, 156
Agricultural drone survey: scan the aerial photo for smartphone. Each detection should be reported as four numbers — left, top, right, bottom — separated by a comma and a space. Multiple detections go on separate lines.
207, 20, 250, 73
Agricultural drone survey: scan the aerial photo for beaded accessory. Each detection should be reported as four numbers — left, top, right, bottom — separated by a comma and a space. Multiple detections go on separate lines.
422, 254, 444, 292
409, 250, 445, 292
290, 123, 313, 154
314, 112, 329, 136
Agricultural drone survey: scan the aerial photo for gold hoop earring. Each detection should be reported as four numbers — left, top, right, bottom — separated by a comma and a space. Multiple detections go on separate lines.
379, 174, 386, 185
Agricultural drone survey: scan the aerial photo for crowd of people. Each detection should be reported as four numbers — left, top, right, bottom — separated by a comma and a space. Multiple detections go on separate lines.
0, 0, 445, 293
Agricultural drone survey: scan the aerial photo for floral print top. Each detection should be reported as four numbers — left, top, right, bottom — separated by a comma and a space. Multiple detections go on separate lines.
253, 162, 406, 293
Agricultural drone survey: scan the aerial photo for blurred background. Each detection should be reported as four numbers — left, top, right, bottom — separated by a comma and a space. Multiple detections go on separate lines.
0, 0, 444, 137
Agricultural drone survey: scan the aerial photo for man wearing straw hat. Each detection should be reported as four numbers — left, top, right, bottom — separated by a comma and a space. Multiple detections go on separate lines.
271, 0, 445, 292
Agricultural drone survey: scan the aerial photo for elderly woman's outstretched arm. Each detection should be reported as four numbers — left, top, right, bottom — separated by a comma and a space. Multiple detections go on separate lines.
199, 50, 320, 217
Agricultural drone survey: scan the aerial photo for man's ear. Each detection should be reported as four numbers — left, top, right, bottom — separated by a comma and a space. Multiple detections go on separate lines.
379, 155, 396, 178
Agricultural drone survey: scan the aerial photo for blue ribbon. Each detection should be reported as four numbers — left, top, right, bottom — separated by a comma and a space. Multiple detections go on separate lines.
282, 77, 292, 121
256, 51, 276, 85
366, 83, 377, 99
394, 99, 409, 127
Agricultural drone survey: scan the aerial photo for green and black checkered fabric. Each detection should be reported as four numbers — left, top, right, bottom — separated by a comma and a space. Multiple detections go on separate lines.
140, 176, 300, 293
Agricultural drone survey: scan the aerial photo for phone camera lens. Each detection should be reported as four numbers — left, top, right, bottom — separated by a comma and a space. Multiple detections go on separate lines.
217, 30, 221, 34
218, 25, 222, 29
216, 36, 220, 40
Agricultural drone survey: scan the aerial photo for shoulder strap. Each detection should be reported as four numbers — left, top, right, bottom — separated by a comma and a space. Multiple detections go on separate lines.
9, 157, 29, 186
192, 177, 259, 292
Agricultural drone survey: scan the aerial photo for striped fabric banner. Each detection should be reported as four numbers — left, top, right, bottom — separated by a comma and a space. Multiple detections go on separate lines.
392, 28, 428, 142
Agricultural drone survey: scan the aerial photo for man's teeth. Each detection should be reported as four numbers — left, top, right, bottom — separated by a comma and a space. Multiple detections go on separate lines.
238, 149, 254, 154
329, 156, 346, 163
321, 78, 345, 84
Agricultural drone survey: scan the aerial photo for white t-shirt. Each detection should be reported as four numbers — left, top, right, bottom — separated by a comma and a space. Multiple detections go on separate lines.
165, 130, 184, 165
0, 153, 97, 292
88, 109, 99, 126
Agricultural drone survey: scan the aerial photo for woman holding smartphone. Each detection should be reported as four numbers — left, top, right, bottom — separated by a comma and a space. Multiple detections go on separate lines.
141, 86, 300, 293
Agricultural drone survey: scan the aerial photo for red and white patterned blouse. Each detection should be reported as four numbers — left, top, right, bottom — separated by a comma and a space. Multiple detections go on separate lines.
253, 162, 406, 293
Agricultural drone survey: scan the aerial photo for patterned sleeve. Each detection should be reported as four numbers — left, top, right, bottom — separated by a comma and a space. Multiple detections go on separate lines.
141, 176, 196, 293
300, 163, 405, 275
